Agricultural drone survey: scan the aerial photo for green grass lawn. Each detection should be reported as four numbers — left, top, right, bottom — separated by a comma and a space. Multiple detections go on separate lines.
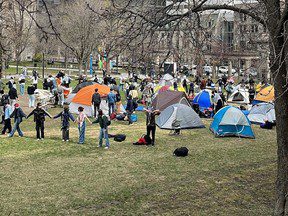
0, 98, 276, 215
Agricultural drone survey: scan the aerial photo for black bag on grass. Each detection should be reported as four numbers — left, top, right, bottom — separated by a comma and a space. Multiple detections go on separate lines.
174, 147, 189, 157
114, 134, 126, 142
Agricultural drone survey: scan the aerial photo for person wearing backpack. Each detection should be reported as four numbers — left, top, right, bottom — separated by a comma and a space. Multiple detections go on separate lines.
144, 107, 160, 146
92, 88, 101, 118
8, 103, 26, 137
53, 105, 75, 142
93, 109, 111, 149
27, 103, 52, 140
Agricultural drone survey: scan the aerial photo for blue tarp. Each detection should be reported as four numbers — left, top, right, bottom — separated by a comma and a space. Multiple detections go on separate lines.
123, 105, 144, 111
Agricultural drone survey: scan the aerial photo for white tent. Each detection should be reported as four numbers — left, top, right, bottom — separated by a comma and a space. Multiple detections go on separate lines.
228, 87, 250, 104
248, 103, 275, 124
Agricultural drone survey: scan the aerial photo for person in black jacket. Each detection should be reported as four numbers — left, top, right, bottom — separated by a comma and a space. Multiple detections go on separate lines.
92, 88, 101, 118
144, 107, 160, 146
27, 103, 52, 140
125, 95, 134, 125
27, 84, 36, 108
53, 105, 75, 142
8, 87, 18, 108
8, 103, 26, 137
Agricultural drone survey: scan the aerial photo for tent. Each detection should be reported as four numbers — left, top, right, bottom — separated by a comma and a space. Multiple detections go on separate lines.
169, 85, 186, 92
69, 83, 110, 117
254, 85, 274, 104
248, 103, 275, 124
154, 85, 170, 93
72, 81, 95, 94
152, 90, 191, 111
210, 106, 255, 138
227, 88, 250, 104
193, 90, 212, 110
156, 104, 205, 130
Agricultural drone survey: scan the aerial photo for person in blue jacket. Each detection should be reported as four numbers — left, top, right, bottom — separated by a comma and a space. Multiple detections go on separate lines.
107, 88, 116, 116
53, 105, 75, 142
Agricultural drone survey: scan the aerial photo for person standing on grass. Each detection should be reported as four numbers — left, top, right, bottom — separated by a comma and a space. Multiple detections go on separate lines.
6, 77, 15, 90
18, 74, 26, 96
27, 84, 36, 108
2, 102, 12, 135
144, 107, 160, 146
75, 106, 92, 144
57, 85, 64, 107
8, 103, 26, 137
93, 109, 111, 149
53, 105, 75, 142
212, 90, 223, 114
8, 86, 18, 109
31, 72, 39, 89
125, 95, 134, 125
26, 103, 52, 140
92, 88, 101, 118
107, 88, 116, 116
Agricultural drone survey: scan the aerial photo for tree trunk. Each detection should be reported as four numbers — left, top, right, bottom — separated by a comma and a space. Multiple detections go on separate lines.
274, 63, 288, 216
78, 59, 83, 75
272, 35, 288, 216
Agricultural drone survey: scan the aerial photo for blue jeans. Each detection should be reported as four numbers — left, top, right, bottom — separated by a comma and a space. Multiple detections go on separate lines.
29, 94, 35, 108
9, 119, 23, 137
58, 93, 64, 106
99, 128, 109, 147
19, 83, 25, 96
78, 122, 86, 144
108, 103, 115, 116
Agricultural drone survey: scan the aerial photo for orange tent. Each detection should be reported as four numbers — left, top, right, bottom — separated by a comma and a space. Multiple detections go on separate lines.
71, 83, 110, 106
255, 85, 274, 103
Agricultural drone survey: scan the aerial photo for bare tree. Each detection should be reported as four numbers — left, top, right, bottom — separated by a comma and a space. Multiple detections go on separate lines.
109, 0, 288, 215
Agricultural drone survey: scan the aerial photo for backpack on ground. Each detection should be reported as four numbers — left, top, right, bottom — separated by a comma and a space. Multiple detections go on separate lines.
110, 112, 117, 120
131, 114, 138, 122
173, 147, 189, 157
114, 134, 126, 142
133, 134, 151, 145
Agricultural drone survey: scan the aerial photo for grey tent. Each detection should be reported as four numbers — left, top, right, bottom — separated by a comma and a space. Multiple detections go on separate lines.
248, 102, 275, 124
156, 104, 205, 130
152, 90, 191, 111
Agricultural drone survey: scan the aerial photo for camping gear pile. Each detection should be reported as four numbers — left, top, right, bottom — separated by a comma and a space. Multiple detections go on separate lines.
34, 89, 55, 106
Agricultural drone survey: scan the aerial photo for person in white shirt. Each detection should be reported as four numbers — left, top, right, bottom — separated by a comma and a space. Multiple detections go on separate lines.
18, 74, 26, 96
212, 90, 223, 113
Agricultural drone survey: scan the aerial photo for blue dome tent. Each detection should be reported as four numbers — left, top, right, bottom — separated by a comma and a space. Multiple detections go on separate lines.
210, 106, 255, 138
193, 90, 212, 111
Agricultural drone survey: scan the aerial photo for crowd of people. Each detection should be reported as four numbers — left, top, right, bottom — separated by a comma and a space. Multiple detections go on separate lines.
0, 67, 269, 148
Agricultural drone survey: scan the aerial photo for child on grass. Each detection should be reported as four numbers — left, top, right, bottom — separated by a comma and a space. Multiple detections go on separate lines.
75, 106, 91, 144
53, 105, 75, 142
93, 109, 111, 149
